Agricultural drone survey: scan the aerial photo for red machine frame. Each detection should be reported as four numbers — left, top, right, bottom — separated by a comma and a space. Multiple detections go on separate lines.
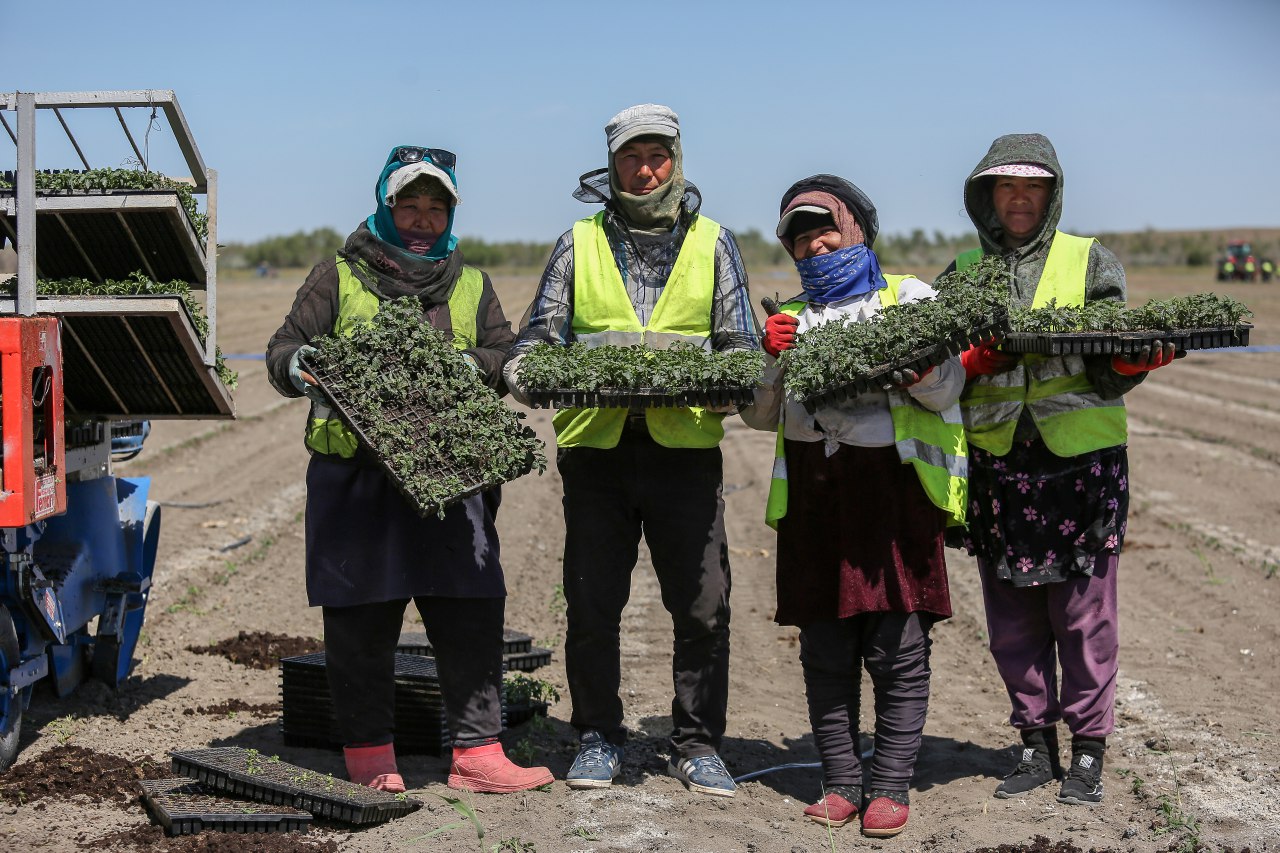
0, 316, 66, 527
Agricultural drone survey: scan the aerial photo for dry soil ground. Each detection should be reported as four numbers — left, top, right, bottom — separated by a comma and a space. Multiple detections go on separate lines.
0, 266, 1276, 853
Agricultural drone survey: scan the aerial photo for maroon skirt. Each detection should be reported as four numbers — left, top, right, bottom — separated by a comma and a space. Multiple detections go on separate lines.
775, 441, 952, 627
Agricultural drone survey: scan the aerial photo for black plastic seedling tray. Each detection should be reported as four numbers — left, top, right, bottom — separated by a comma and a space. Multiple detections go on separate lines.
398, 629, 534, 657
1000, 324, 1253, 356
301, 356, 526, 518
526, 385, 757, 410
798, 318, 1010, 414
140, 778, 312, 836
503, 647, 553, 673
505, 701, 550, 728
170, 748, 420, 826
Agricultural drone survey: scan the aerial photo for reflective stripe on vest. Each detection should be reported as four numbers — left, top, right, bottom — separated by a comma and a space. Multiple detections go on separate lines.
959, 232, 1127, 457
304, 259, 483, 457
764, 274, 967, 529
552, 211, 725, 450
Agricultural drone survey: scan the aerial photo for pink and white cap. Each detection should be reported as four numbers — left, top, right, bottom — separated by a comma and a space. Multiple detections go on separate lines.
975, 163, 1055, 179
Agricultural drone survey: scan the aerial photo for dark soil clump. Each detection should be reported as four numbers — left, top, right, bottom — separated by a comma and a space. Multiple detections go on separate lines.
0, 744, 166, 808
78, 823, 341, 851
968, 836, 1115, 853
182, 699, 282, 717
188, 632, 323, 670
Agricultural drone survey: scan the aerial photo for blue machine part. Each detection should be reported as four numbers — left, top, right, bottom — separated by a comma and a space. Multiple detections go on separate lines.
6, 477, 160, 696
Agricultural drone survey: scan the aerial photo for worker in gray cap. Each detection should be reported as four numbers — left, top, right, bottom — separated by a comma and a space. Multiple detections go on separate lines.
505, 103, 759, 797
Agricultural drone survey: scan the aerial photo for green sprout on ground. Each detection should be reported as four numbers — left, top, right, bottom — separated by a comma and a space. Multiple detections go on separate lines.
408, 792, 485, 849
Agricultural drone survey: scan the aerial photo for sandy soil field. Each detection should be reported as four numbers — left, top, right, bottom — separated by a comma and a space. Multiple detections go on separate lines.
0, 265, 1275, 853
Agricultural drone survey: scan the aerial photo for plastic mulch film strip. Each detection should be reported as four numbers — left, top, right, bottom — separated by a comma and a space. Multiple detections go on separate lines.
140, 777, 313, 836
398, 629, 534, 657
526, 385, 757, 411
798, 318, 1011, 414
301, 357, 521, 518
1000, 324, 1253, 356
170, 748, 421, 826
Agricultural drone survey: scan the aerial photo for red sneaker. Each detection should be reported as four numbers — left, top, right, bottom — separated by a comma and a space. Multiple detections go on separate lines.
803, 790, 859, 827
343, 743, 406, 793
448, 742, 553, 794
861, 794, 910, 837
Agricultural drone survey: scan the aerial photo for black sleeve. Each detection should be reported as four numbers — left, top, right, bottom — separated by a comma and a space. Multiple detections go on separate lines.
265, 260, 340, 397
464, 271, 517, 392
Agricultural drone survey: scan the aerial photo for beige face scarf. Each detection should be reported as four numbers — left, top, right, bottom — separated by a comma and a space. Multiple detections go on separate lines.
608, 135, 685, 230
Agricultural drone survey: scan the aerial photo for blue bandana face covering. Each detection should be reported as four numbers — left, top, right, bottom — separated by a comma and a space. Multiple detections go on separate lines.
366, 144, 459, 260
795, 244, 886, 304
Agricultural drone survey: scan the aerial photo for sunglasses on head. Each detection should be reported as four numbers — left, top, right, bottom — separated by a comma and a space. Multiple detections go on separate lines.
394, 146, 457, 170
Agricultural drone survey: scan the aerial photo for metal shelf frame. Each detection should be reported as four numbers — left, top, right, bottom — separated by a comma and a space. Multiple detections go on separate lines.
1, 90, 218, 365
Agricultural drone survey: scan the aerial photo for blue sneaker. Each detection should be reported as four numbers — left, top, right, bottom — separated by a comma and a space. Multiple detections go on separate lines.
668, 753, 737, 798
566, 730, 623, 789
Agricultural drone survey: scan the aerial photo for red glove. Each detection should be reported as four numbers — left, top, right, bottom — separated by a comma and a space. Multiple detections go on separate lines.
961, 342, 1018, 380
763, 313, 800, 357
1112, 341, 1176, 376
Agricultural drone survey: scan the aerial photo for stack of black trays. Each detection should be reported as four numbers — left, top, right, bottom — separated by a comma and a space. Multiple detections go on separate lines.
139, 777, 313, 836
279, 652, 506, 756
396, 630, 553, 728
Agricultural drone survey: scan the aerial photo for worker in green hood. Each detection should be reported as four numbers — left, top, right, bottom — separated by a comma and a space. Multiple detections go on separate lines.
942, 133, 1177, 807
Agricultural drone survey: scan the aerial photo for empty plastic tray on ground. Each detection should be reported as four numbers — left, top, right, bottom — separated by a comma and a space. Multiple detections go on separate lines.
169, 747, 420, 826
140, 777, 312, 836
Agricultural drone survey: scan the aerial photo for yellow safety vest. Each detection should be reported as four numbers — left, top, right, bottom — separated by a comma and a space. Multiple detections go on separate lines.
304, 258, 483, 457
764, 274, 968, 529
958, 232, 1127, 456
552, 211, 726, 449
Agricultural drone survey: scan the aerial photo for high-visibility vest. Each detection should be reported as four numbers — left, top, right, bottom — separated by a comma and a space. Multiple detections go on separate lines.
957, 231, 1126, 456
304, 258, 482, 458
552, 211, 726, 449
764, 274, 968, 529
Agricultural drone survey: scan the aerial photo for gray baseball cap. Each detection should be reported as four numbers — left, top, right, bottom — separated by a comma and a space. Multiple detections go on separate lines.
605, 103, 680, 152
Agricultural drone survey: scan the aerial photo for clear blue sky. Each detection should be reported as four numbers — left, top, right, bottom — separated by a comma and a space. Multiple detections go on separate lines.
7, 0, 1279, 245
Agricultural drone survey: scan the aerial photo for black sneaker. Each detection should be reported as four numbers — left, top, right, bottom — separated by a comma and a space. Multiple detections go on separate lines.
1057, 741, 1105, 806
994, 727, 1061, 798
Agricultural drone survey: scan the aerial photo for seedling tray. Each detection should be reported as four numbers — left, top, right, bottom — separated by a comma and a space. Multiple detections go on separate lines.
1001, 324, 1253, 356
140, 777, 312, 836
503, 647, 553, 673
170, 747, 420, 825
301, 357, 525, 518
505, 701, 550, 728
398, 629, 534, 656
527, 385, 756, 410
279, 652, 507, 755
798, 319, 1010, 414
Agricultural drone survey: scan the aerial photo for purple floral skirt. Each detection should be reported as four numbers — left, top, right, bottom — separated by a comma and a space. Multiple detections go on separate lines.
960, 437, 1128, 588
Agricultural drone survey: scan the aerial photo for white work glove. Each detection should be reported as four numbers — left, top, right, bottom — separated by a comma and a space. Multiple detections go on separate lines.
288, 345, 326, 403
503, 353, 532, 407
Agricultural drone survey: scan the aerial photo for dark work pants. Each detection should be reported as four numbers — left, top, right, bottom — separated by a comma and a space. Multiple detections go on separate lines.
558, 427, 731, 758
322, 596, 505, 749
799, 611, 933, 792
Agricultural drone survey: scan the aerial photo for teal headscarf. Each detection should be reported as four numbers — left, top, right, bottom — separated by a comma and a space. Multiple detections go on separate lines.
366, 145, 459, 261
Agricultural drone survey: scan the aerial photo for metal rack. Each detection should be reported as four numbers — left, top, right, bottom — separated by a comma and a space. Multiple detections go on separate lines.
0, 90, 231, 418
